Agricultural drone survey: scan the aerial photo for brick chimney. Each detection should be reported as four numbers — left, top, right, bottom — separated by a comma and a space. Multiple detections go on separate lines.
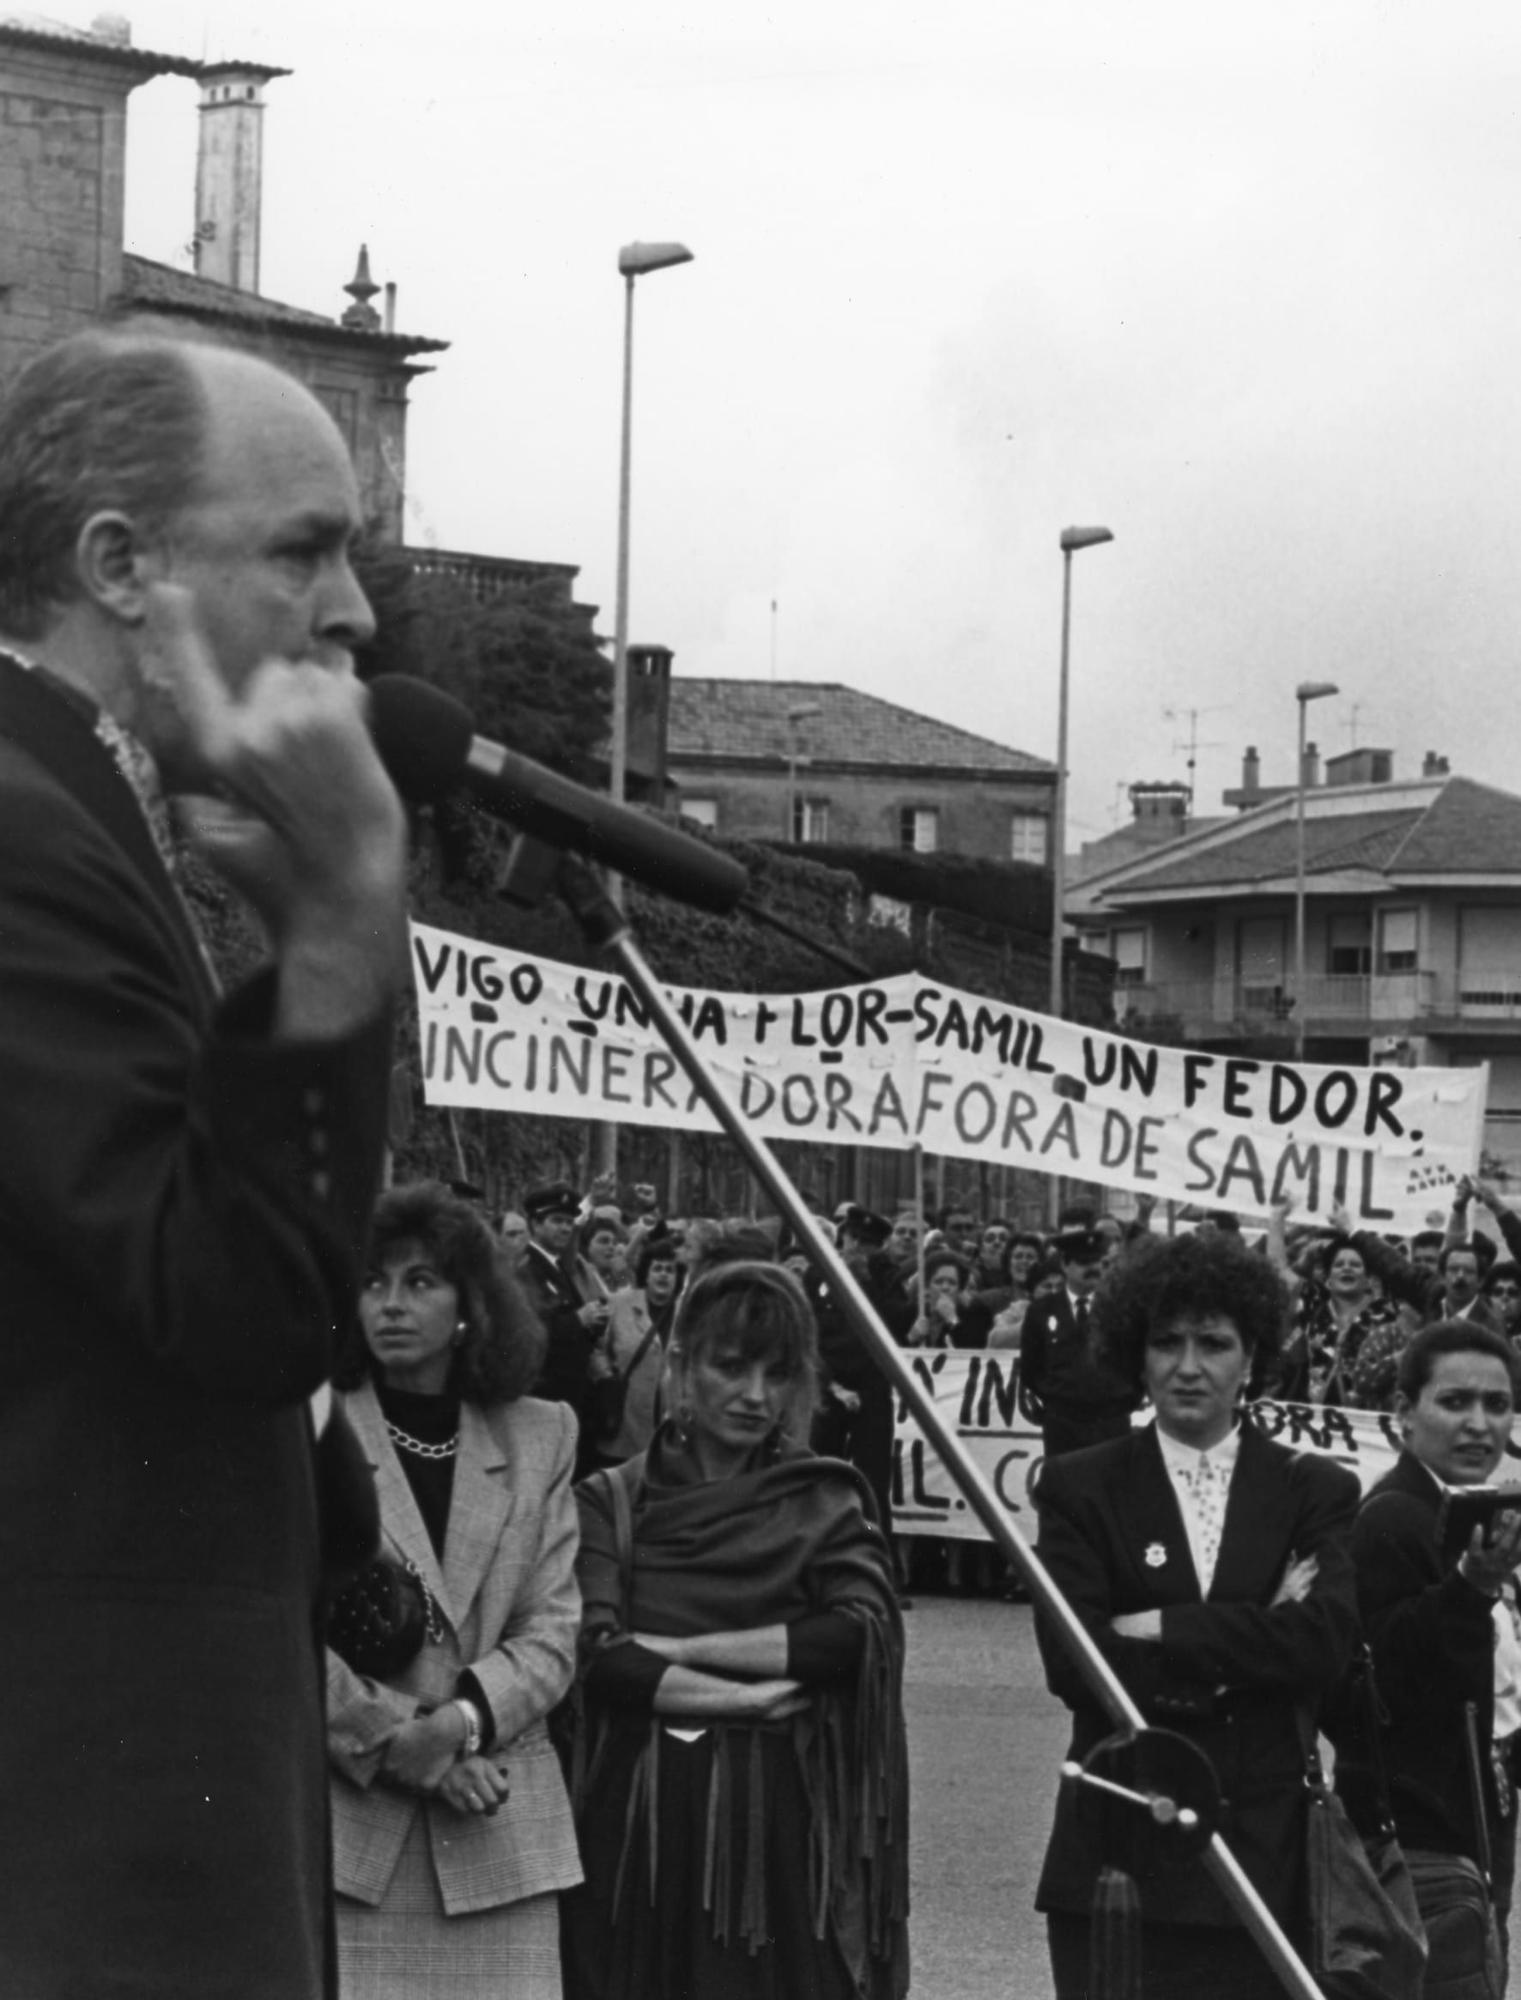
1241, 746, 1260, 795
1301, 740, 1321, 789
194, 61, 289, 292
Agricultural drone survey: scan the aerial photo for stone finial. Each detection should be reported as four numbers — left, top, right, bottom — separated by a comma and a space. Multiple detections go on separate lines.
341, 244, 381, 330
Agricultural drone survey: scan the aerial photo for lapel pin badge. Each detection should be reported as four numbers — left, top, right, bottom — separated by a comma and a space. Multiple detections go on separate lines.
1144, 1542, 1167, 1568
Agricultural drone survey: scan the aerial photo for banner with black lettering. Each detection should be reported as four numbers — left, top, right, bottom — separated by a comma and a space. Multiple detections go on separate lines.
889, 1355, 1521, 1540
411, 923, 1486, 1228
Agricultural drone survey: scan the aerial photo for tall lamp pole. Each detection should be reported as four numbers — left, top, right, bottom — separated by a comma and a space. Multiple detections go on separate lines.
608, 240, 695, 847
1293, 680, 1338, 1063
785, 701, 822, 840
1048, 525, 1113, 1227
598, 240, 692, 1184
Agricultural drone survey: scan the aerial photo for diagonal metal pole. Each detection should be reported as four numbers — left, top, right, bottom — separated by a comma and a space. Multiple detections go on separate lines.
558, 864, 1326, 2000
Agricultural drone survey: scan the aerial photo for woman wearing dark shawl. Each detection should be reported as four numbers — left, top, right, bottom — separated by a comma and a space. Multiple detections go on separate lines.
561, 1259, 909, 2000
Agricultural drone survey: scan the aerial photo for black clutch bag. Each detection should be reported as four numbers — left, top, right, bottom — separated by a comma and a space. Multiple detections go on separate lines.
325, 1556, 440, 1679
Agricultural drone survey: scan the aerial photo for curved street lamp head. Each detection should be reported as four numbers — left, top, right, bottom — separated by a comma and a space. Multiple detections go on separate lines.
618, 240, 695, 277
1059, 525, 1114, 554
1295, 680, 1339, 704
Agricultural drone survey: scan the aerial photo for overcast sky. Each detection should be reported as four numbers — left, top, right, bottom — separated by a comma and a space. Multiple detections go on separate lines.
94, 0, 1521, 848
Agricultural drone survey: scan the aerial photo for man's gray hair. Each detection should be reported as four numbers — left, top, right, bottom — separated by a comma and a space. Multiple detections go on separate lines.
0, 321, 216, 639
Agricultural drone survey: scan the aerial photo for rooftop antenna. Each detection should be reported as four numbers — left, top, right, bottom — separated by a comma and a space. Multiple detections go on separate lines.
1347, 700, 1365, 749
1162, 704, 1227, 808
769, 596, 778, 682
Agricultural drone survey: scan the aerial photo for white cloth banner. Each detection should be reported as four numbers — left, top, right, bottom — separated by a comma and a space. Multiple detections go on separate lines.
411, 922, 1487, 1228
890, 1355, 1521, 1541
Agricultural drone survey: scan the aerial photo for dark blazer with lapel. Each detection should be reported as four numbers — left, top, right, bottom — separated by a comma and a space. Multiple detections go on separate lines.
326, 1385, 582, 1911
0, 661, 392, 1996
1348, 1449, 1500, 1860
1018, 1291, 1136, 1427
1033, 1421, 1360, 1928
522, 1238, 601, 1424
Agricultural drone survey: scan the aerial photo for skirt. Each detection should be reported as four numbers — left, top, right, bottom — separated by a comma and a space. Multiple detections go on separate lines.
337, 1812, 563, 2000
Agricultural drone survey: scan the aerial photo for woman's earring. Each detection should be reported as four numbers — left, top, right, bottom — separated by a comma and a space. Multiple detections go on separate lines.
674, 1400, 693, 1444
453, 1319, 468, 1346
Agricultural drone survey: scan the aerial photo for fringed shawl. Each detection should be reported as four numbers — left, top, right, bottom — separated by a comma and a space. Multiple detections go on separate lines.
573, 1430, 910, 1998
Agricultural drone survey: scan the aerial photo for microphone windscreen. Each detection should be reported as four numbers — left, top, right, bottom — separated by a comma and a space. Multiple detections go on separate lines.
367, 674, 475, 804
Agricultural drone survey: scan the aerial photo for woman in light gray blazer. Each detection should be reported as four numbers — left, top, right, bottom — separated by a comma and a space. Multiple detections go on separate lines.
326, 1181, 582, 2000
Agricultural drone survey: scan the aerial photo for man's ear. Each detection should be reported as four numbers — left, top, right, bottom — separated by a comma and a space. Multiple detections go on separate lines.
74, 512, 159, 624
1392, 1390, 1413, 1438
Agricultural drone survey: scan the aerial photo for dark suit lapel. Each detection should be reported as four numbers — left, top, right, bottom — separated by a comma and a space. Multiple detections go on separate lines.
0, 653, 217, 1014
1117, 1425, 1202, 1600
342, 1383, 456, 1626
1209, 1421, 1294, 1603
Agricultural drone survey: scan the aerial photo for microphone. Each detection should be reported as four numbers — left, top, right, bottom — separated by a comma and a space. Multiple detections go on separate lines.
367, 674, 749, 916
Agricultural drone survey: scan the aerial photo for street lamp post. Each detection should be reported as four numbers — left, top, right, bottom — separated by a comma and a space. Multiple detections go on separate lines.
599, 240, 692, 1184
785, 702, 822, 840
1048, 526, 1113, 1228
608, 240, 695, 837
1293, 680, 1338, 1063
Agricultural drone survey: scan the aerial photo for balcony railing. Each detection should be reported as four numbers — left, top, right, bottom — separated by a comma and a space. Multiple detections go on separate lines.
1114, 971, 1437, 1037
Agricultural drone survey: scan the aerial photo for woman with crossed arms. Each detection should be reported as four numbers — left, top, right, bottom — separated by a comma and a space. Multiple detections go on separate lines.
1032, 1231, 1361, 1999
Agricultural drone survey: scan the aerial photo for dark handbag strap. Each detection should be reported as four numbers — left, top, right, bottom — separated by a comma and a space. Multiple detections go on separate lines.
618, 1318, 661, 1386
594, 1462, 638, 1630
1464, 1700, 1494, 1888
1342, 1637, 1403, 1836
1294, 1701, 1333, 1798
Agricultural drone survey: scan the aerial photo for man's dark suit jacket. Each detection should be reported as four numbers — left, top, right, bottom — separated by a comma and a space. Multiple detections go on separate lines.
0, 659, 391, 1996
1346, 1449, 1500, 1862
1018, 1290, 1138, 1455
1033, 1421, 1359, 1929
521, 1237, 601, 1454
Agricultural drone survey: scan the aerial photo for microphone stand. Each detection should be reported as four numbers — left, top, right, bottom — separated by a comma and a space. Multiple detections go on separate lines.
556, 859, 1326, 2000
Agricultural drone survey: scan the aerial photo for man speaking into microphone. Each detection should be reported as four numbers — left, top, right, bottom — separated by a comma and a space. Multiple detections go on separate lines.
0, 323, 406, 1996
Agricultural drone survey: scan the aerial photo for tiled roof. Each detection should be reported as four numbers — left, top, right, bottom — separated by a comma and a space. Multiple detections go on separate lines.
118, 256, 449, 357
1108, 806, 1424, 893
1386, 777, 1521, 874
1090, 772, 1521, 902
0, 17, 199, 75
665, 679, 1052, 776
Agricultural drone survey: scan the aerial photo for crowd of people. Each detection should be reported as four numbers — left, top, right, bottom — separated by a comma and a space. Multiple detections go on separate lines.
320, 1165, 1521, 1998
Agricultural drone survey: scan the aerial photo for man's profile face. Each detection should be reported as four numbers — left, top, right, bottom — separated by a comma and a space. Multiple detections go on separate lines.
156, 352, 374, 706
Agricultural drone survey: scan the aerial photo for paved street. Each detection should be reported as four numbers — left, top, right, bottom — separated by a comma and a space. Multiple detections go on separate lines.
903, 1593, 1521, 2000
903, 1592, 1066, 2000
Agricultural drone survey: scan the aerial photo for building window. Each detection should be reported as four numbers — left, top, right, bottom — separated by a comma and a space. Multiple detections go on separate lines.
1327, 911, 1372, 976
1377, 908, 1419, 974
899, 807, 939, 853
1010, 813, 1048, 864
1109, 927, 1147, 986
793, 798, 829, 843
681, 798, 718, 830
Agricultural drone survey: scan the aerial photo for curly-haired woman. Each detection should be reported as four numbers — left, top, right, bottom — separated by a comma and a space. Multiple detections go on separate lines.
326, 1181, 582, 1999
1032, 1231, 1360, 1999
